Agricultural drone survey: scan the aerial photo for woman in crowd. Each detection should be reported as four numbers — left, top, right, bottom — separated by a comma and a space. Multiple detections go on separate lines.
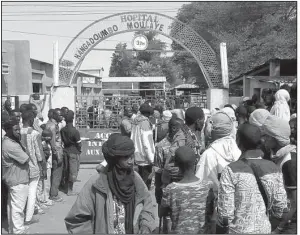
248, 109, 272, 160
65, 134, 155, 234
196, 111, 241, 194
270, 89, 291, 121
262, 115, 297, 233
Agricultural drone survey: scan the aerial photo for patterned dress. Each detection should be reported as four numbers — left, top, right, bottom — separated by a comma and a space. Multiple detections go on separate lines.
161, 180, 214, 234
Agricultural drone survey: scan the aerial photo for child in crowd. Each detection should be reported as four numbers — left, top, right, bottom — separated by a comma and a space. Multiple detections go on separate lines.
37, 129, 54, 207
160, 146, 215, 234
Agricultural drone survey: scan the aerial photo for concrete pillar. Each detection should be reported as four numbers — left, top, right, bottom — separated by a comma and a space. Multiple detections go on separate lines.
77, 76, 82, 95
206, 88, 229, 110
51, 86, 75, 112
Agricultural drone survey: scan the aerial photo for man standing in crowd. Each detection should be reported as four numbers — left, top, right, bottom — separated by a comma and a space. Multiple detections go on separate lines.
120, 106, 133, 137
181, 107, 205, 158
131, 103, 155, 189
27, 103, 43, 134
59, 107, 69, 131
10, 109, 21, 124
65, 134, 156, 234
29, 94, 45, 122
218, 123, 288, 234
61, 110, 82, 196
45, 109, 64, 202
2, 117, 30, 234
21, 111, 46, 224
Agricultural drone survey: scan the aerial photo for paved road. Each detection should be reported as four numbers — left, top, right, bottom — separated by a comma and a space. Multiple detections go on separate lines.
2, 164, 158, 234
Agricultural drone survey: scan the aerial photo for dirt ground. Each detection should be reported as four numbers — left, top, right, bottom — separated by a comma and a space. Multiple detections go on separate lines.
1, 165, 296, 234
1, 164, 159, 234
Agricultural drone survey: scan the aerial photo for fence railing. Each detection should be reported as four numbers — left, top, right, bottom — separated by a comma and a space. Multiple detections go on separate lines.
75, 93, 207, 129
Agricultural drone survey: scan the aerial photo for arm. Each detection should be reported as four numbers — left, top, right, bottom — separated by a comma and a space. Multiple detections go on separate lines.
65, 180, 95, 234
74, 130, 82, 153
217, 167, 235, 233
159, 185, 171, 218
47, 125, 57, 156
33, 133, 44, 162
6, 143, 29, 164
123, 119, 132, 136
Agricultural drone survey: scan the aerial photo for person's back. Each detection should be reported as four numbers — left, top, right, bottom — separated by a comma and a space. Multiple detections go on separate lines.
218, 157, 286, 233
218, 124, 288, 234
161, 146, 214, 234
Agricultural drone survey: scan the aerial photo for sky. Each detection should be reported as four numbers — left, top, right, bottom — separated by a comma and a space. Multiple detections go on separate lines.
2, 1, 188, 76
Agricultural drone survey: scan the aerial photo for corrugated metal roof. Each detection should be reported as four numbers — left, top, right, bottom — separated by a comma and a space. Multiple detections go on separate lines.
102, 77, 166, 83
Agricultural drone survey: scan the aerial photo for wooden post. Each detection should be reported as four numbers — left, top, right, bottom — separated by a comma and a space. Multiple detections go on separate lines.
53, 41, 59, 87
220, 43, 229, 88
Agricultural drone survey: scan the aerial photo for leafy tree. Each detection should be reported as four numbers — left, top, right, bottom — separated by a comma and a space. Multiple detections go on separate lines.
109, 43, 133, 77
171, 2, 296, 82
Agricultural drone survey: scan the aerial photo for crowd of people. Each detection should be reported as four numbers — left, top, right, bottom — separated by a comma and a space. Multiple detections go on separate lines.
64, 86, 296, 234
1, 84, 297, 234
2, 99, 82, 234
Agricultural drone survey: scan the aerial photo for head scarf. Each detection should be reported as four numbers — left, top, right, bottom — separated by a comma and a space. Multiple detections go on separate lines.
162, 110, 172, 122
270, 89, 291, 121
222, 107, 236, 122
290, 113, 297, 120
262, 115, 291, 147
231, 104, 237, 111
274, 89, 290, 103
102, 134, 135, 234
209, 111, 233, 140
249, 109, 270, 127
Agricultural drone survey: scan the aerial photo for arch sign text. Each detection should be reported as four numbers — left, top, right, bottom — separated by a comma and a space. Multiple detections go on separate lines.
60, 12, 222, 88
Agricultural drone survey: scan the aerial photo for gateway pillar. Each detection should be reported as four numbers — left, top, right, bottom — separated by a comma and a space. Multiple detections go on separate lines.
206, 88, 229, 110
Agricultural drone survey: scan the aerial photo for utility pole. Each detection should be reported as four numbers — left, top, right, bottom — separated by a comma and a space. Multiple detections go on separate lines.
53, 41, 59, 87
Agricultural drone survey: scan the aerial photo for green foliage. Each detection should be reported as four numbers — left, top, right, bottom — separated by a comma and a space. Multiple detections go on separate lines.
172, 2, 296, 81
108, 31, 183, 86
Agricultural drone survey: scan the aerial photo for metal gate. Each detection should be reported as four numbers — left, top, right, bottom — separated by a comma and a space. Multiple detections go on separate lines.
75, 95, 143, 130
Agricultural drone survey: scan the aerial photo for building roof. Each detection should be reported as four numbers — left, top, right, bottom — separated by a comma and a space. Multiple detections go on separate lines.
102, 77, 166, 83
174, 84, 199, 89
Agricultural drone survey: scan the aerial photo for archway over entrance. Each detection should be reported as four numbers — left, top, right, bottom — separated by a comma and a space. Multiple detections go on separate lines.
59, 11, 223, 88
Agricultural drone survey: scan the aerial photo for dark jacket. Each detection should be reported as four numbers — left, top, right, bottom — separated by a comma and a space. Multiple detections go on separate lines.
65, 170, 156, 234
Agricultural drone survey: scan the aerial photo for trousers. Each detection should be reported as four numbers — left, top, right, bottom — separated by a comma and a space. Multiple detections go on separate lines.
25, 176, 40, 222
7, 184, 29, 234
62, 151, 80, 185
37, 168, 51, 202
50, 159, 63, 198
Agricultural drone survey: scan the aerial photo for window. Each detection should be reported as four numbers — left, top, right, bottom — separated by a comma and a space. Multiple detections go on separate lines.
33, 83, 42, 93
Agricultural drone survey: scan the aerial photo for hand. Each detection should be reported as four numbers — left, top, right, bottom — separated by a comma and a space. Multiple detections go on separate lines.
139, 226, 151, 234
